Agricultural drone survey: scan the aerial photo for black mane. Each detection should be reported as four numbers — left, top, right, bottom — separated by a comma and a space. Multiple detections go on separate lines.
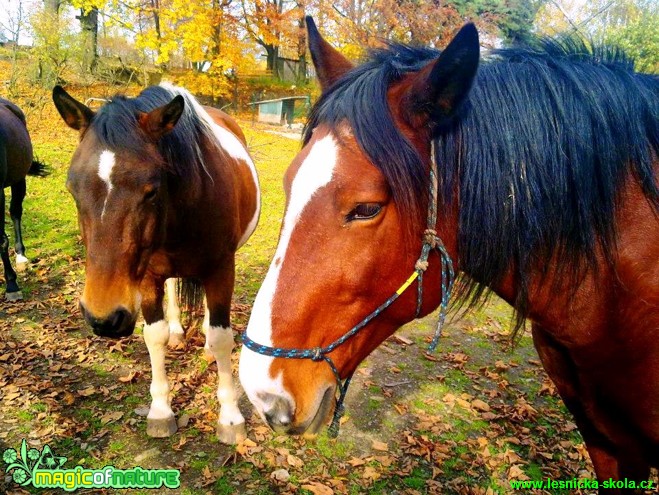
90, 85, 215, 183
304, 38, 659, 331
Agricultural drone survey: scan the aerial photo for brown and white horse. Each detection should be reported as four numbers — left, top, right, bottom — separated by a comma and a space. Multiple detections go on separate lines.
239, 19, 658, 486
53, 83, 259, 443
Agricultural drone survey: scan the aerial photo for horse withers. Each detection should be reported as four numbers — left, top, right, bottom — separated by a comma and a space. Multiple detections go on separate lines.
239, 18, 658, 488
53, 84, 260, 443
0, 97, 46, 301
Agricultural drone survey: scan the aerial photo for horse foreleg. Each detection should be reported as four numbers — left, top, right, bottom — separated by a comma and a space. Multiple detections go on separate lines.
0, 187, 21, 300
531, 324, 623, 492
10, 179, 28, 271
201, 297, 215, 360
142, 279, 177, 437
204, 261, 246, 444
164, 278, 185, 347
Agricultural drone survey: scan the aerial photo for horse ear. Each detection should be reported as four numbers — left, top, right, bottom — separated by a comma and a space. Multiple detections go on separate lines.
138, 95, 185, 141
306, 16, 354, 91
52, 85, 95, 131
404, 23, 480, 128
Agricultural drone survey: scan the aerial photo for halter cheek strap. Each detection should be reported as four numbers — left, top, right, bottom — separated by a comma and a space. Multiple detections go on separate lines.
242, 142, 454, 437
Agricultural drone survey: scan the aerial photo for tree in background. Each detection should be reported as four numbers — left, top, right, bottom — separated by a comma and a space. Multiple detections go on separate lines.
601, 0, 657, 73
535, 0, 657, 73
71, 0, 101, 73
0, 0, 28, 93
30, 4, 81, 85
305, 0, 546, 63
2, 0, 655, 104
240, 0, 304, 78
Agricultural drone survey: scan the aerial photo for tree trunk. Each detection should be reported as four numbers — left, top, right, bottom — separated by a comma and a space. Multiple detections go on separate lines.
210, 0, 222, 59
78, 7, 99, 72
265, 45, 279, 79
44, 0, 61, 14
150, 0, 167, 71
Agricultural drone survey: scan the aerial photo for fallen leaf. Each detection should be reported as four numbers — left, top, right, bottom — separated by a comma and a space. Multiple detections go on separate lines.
372, 440, 388, 451
118, 371, 138, 383
100, 411, 123, 425
362, 466, 381, 482
301, 482, 333, 495
271, 469, 290, 482
77, 386, 96, 397
508, 464, 529, 480
472, 399, 490, 412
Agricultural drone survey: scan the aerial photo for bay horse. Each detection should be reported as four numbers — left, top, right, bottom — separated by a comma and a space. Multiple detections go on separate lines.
0, 97, 47, 301
53, 83, 260, 443
239, 18, 658, 487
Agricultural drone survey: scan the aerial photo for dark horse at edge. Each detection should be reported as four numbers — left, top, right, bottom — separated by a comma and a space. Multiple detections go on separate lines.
0, 98, 47, 300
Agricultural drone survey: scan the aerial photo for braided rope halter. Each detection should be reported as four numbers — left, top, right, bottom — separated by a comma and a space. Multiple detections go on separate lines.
242, 141, 455, 437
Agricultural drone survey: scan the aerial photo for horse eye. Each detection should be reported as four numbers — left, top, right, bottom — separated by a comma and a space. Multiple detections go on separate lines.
144, 187, 158, 202
346, 203, 382, 222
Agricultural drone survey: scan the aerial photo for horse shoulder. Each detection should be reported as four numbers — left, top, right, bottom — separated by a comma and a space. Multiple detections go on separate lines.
203, 106, 247, 146
200, 105, 259, 247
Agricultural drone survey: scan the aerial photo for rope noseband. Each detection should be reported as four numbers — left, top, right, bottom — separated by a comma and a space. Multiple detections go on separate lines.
242, 142, 454, 437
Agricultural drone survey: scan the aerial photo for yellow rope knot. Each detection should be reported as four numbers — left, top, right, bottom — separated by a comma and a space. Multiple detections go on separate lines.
423, 228, 438, 248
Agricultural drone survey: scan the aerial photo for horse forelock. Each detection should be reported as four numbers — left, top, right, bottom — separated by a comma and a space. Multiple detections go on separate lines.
88, 84, 222, 184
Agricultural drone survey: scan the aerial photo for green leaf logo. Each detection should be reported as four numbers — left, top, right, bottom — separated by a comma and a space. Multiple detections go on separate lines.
34, 445, 67, 471
3, 440, 66, 488
2, 448, 17, 464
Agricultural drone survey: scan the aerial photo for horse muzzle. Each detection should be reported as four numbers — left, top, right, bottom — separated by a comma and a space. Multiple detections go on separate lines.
79, 302, 136, 338
261, 385, 335, 436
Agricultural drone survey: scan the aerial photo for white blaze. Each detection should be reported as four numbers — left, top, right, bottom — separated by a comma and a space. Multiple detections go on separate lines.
97, 150, 115, 219
239, 133, 338, 417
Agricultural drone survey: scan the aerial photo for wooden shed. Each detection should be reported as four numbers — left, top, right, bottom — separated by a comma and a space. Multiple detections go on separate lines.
249, 96, 310, 126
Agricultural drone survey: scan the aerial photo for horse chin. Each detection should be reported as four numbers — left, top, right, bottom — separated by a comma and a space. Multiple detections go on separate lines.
90, 317, 137, 340
291, 385, 335, 436
110, 321, 137, 339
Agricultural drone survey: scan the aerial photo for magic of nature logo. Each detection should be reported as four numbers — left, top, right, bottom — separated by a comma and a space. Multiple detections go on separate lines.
3, 439, 180, 491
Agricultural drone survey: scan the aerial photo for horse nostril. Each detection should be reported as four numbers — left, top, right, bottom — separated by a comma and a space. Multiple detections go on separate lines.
109, 308, 126, 328
264, 409, 291, 427
81, 305, 133, 338
261, 394, 293, 429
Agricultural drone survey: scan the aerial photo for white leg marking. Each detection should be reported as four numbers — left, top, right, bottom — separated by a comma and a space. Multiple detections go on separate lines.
97, 150, 116, 219
239, 133, 338, 418
158, 82, 260, 248
143, 320, 174, 420
16, 254, 28, 265
202, 297, 210, 336
165, 278, 184, 336
207, 326, 244, 426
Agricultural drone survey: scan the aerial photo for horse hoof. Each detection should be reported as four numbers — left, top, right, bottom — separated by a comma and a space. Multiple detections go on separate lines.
5, 291, 23, 302
217, 422, 246, 445
167, 332, 185, 348
147, 416, 178, 437
15, 255, 29, 272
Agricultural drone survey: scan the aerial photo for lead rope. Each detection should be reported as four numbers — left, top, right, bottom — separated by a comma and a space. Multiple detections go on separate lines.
242, 140, 454, 438
417, 141, 454, 352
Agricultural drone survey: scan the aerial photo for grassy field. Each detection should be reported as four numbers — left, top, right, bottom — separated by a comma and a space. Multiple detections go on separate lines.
0, 90, 649, 495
